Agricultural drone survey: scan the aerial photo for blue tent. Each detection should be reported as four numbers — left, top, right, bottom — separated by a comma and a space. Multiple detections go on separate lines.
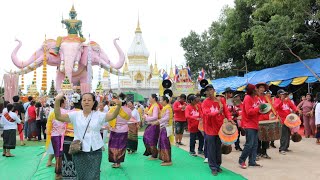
209, 58, 320, 92
210, 71, 257, 93
248, 58, 320, 85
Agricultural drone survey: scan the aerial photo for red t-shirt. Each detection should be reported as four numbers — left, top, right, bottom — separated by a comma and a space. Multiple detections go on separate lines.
28, 105, 36, 120
241, 95, 260, 130
173, 101, 187, 122
185, 104, 202, 133
274, 98, 298, 124
201, 98, 231, 136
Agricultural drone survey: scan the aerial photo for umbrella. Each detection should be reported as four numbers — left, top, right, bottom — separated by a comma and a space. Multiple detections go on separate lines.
123, 91, 145, 102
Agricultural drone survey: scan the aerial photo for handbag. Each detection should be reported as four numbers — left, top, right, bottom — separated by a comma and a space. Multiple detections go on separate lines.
69, 114, 92, 155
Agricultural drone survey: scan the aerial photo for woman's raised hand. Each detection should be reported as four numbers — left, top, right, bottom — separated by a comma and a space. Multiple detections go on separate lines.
112, 99, 122, 106
56, 92, 65, 100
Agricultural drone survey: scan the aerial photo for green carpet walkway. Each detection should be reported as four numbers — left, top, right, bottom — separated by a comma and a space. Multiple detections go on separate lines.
0, 137, 246, 180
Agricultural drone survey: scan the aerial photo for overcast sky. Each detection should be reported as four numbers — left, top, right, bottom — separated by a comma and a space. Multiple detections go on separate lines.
0, 0, 234, 93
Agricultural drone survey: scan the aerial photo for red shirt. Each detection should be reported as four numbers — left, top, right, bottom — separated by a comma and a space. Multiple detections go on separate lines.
274, 98, 298, 124
241, 95, 260, 130
201, 98, 231, 136
28, 105, 36, 120
185, 104, 202, 133
173, 101, 187, 122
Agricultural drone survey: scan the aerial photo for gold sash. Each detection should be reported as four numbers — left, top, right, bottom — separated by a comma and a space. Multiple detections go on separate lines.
147, 103, 160, 117
161, 104, 174, 144
108, 107, 130, 128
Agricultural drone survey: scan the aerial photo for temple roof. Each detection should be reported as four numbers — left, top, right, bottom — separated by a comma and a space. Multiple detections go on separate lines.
127, 18, 149, 59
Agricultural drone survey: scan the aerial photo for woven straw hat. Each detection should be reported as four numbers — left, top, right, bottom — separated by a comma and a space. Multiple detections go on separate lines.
285, 113, 301, 128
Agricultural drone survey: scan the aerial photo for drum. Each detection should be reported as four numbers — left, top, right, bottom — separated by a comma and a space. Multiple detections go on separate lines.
285, 113, 301, 128
291, 132, 302, 142
219, 120, 238, 145
258, 120, 281, 141
221, 144, 232, 154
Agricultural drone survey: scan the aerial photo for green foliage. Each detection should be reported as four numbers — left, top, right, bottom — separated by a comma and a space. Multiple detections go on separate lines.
181, 0, 320, 79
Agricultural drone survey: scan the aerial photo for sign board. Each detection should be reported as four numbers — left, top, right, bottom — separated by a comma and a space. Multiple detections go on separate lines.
172, 82, 197, 97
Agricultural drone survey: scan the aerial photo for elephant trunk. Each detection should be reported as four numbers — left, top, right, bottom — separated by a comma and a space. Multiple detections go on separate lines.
111, 38, 125, 69
100, 38, 125, 70
11, 39, 43, 69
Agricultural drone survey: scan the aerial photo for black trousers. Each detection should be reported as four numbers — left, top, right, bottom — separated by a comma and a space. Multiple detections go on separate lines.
257, 140, 269, 155
36, 120, 46, 140
190, 131, 204, 153
206, 135, 222, 171
234, 120, 241, 148
279, 124, 291, 151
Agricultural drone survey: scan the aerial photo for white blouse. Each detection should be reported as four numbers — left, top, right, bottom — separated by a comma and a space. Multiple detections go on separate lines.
68, 110, 106, 152
2, 111, 21, 130
128, 108, 141, 124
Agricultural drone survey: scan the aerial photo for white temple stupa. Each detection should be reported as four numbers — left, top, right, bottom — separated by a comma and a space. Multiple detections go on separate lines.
117, 18, 161, 98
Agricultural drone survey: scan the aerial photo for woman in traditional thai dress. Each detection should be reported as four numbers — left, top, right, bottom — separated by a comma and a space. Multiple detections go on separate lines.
27, 100, 37, 140
298, 93, 316, 138
2, 104, 22, 157
143, 94, 160, 160
46, 97, 68, 179
54, 92, 122, 179
151, 94, 173, 166
108, 93, 132, 168
127, 101, 141, 154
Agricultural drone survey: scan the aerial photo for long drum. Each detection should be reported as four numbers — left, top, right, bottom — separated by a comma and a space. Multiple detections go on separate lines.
258, 120, 281, 141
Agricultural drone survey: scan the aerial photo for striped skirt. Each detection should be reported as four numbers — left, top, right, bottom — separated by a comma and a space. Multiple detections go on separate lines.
108, 131, 128, 163
158, 128, 171, 162
143, 125, 160, 158
127, 123, 138, 151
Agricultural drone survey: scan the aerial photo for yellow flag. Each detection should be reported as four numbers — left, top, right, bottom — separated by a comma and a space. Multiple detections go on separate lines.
159, 80, 164, 96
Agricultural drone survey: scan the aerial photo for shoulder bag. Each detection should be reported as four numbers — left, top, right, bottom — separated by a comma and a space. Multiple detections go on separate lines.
69, 114, 92, 155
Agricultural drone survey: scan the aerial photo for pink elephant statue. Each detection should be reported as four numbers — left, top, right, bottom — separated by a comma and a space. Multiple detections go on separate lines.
11, 38, 125, 93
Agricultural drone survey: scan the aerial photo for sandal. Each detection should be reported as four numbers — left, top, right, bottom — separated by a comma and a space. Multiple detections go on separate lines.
112, 163, 120, 168
6, 154, 15, 157
161, 162, 172, 166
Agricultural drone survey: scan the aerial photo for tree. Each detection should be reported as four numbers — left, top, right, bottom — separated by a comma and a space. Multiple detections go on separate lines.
181, 0, 320, 78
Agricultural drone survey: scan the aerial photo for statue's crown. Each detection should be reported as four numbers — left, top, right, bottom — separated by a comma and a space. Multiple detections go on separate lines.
70, 5, 76, 12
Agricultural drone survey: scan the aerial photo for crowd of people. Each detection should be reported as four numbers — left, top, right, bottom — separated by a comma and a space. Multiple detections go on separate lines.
0, 82, 319, 178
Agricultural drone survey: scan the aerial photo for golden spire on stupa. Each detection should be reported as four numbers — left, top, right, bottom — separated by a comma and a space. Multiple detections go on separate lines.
135, 15, 142, 33
152, 53, 159, 76
123, 60, 129, 74
169, 59, 174, 79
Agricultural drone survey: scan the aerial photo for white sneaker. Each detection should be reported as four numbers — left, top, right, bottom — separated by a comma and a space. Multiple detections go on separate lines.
204, 158, 208, 163
280, 151, 286, 155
